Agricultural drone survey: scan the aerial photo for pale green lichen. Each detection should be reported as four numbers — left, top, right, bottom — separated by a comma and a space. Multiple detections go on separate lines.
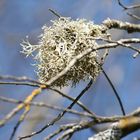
21, 17, 104, 87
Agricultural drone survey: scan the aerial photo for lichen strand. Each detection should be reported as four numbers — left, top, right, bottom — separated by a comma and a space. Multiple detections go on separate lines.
22, 17, 104, 87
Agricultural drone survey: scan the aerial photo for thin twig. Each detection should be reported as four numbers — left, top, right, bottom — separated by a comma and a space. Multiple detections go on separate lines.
99, 38, 140, 57
124, 4, 140, 10
49, 88, 95, 115
90, 59, 125, 116
45, 123, 77, 140
0, 96, 93, 118
19, 80, 93, 139
0, 81, 40, 87
117, 0, 140, 20
118, 0, 140, 10
56, 120, 96, 140
118, 0, 127, 9
101, 68, 125, 115
0, 104, 24, 127
10, 109, 29, 140
0, 75, 41, 84
127, 12, 140, 20
103, 19, 140, 33
129, 107, 140, 116
49, 9, 61, 18
0, 75, 97, 116
0, 88, 42, 127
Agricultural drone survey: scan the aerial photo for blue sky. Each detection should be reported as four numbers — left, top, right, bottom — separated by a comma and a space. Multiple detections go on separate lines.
0, 0, 139, 139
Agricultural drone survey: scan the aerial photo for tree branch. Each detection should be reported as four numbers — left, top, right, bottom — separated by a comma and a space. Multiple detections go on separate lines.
103, 19, 140, 33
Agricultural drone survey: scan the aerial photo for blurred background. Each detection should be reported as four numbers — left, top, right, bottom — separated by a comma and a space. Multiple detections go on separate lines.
0, 0, 140, 139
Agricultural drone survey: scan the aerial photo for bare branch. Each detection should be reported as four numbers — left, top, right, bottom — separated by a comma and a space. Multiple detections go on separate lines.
19, 80, 93, 139
124, 4, 140, 10
0, 96, 93, 118
0, 75, 97, 116
127, 12, 140, 20
90, 116, 140, 140
49, 87, 95, 115
117, 0, 140, 20
45, 123, 77, 140
101, 67, 125, 115
103, 19, 140, 33
0, 88, 42, 127
118, 0, 127, 9
0, 75, 42, 84
10, 109, 29, 140
0, 81, 40, 87
48, 8, 61, 18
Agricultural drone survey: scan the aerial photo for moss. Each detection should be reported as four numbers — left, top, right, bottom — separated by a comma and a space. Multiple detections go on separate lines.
21, 17, 105, 87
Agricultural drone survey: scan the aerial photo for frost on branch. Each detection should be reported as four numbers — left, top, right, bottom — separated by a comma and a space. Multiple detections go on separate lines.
21, 17, 106, 87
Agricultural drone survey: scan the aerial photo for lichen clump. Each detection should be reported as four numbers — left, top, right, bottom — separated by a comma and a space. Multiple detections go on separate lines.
22, 17, 103, 87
